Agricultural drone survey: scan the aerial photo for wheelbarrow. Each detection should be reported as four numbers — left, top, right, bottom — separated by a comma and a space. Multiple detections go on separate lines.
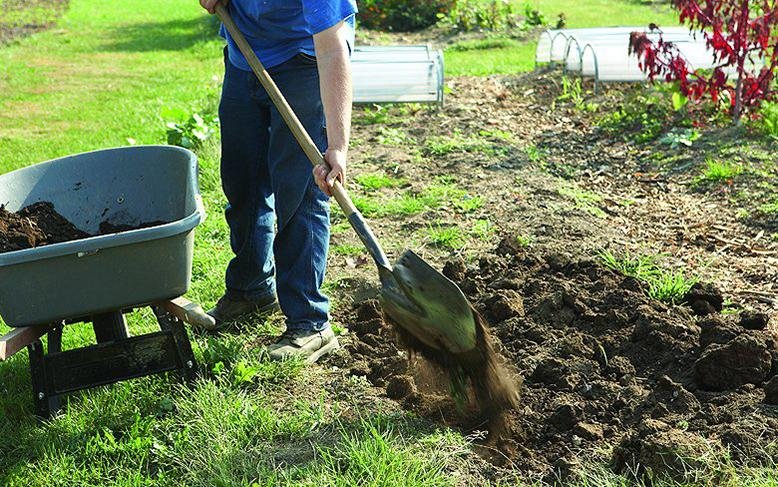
0, 146, 210, 417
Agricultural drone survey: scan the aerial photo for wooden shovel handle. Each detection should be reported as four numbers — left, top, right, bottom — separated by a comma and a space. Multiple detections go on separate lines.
215, 3, 358, 217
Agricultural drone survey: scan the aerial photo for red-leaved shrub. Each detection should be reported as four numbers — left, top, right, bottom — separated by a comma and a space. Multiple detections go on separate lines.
630, 1, 778, 123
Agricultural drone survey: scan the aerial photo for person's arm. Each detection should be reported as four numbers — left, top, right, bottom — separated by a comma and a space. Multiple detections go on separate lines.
311, 20, 353, 197
199, 0, 224, 14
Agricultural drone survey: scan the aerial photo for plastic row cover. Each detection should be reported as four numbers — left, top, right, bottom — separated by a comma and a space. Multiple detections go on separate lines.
351, 45, 444, 104
535, 26, 691, 65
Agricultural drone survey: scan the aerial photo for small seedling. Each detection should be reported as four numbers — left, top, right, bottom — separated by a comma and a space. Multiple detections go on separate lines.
599, 250, 697, 305
660, 128, 701, 149
355, 173, 403, 191
231, 360, 260, 386
525, 145, 546, 163
557, 76, 598, 112
424, 132, 498, 156
351, 195, 380, 216
478, 129, 514, 141
331, 323, 345, 335
382, 193, 431, 216
453, 195, 483, 213
356, 104, 390, 125
377, 127, 414, 146
648, 271, 698, 305
693, 158, 743, 186
515, 234, 534, 247
331, 220, 352, 235
760, 200, 778, 214
470, 219, 495, 241
425, 223, 467, 250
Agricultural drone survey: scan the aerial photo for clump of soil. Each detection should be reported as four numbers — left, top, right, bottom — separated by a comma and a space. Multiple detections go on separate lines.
389, 307, 522, 435
342, 236, 778, 482
0, 202, 89, 251
98, 220, 167, 235
0, 202, 168, 253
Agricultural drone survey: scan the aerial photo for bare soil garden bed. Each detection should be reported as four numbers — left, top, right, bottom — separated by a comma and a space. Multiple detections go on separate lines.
342, 240, 777, 482
321, 70, 778, 483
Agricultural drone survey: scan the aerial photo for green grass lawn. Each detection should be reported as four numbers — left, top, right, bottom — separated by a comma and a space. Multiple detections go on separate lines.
0, 0, 223, 174
444, 0, 679, 76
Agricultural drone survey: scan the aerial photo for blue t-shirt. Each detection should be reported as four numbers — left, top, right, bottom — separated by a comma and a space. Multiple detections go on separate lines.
221, 0, 357, 71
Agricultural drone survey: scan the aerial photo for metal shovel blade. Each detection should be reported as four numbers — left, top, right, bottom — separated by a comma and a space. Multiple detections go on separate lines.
378, 250, 478, 354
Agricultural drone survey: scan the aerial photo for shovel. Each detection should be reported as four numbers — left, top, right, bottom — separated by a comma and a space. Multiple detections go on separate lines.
215, 4, 478, 356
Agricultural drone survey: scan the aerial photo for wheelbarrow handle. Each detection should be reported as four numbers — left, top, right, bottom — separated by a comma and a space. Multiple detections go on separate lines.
214, 3, 392, 270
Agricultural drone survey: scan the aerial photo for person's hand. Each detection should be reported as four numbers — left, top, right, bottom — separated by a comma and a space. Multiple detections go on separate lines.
313, 148, 347, 197
199, 0, 227, 14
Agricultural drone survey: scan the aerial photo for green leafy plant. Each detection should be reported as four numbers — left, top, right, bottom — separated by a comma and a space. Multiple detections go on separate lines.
760, 200, 778, 214
352, 195, 381, 216
515, 234, 534, 247
525, 144, 546, 163
231, 360, 260, 386
756, 101, 778, 139
660, 128, 701, 149
332, 243, 364, 256
356, 104, 390, 125
162, 106, 218, 149
521, 2, 547, 27
424, 131, 502, 156
453, 194, 483, 213
672, 91, 689, 111
470, 219, 495, 240
556, 76, 598, 112
596, 90, 684, 143
377, 126, 414, 146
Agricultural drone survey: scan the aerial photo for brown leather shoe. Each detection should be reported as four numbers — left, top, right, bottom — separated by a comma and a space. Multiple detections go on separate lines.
267, 327, 339, 364
201, 294, 280, 331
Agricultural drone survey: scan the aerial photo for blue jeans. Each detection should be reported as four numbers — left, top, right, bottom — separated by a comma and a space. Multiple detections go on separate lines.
219, 48, 330, 332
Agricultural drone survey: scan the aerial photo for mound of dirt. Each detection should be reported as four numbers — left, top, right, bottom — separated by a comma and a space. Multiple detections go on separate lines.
0, 202, 89, 252
342, 236, 778, 482
0, 202, 169, 253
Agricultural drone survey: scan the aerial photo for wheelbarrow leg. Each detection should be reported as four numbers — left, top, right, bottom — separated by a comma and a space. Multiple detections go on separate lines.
152, 305, 198, 383
92, 311, 129, 343
28, 324, 63, 418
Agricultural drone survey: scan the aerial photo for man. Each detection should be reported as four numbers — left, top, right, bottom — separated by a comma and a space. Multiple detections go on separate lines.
199, 0, 356, 363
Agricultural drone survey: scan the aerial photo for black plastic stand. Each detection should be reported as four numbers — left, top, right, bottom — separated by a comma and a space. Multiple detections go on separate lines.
26, 305, 198, 418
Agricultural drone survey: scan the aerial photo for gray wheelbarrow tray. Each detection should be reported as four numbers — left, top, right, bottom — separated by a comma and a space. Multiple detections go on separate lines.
0, 146, 205, 327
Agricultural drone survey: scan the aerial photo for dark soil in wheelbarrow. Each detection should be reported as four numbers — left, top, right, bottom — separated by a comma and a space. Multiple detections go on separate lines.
0, 201, 166, 253
338, 236, 778, 483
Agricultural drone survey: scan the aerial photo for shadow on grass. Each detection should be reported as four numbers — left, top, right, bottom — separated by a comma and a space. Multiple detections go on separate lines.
101, 15, 221, 52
